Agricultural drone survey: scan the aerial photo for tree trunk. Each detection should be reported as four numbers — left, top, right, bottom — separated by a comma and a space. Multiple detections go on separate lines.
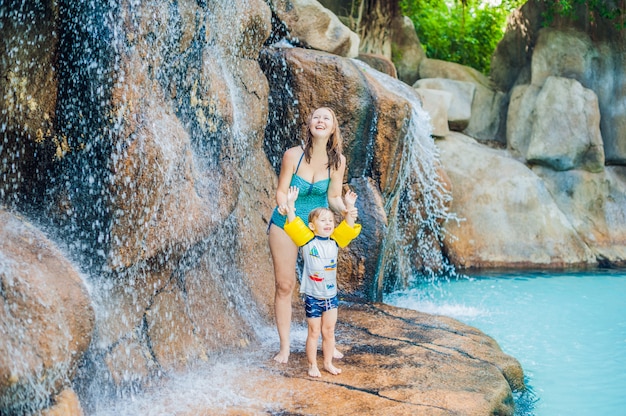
356, 0, 400, 57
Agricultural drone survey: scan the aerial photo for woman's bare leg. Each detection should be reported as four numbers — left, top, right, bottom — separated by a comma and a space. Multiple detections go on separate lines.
268, 225, 299, 363
306, 317, 322, 377
321, 308, 341, 375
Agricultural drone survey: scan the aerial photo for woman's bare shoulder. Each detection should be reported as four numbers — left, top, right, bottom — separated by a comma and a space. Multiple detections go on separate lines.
283, 145, 304, 160
278, 146, 304, 175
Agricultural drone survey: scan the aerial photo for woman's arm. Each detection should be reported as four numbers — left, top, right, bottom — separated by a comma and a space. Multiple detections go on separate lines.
275, 147, 299, 215
327, 154, 347, 214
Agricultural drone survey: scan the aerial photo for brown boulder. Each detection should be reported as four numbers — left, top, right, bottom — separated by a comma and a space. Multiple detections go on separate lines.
338, 177, 388, 301
0, 210, 94, 414
270, 0, 360, 57
438, 133, 597, 269
391, 15, 426, 85
357, 53, 398, 78
40, 389, 84, 416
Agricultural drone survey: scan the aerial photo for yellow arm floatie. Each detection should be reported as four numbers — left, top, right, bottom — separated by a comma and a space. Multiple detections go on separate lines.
283, 217, 315, 247
332, 221, 362, 248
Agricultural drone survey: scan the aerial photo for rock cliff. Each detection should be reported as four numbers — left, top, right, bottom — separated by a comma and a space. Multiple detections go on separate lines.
5, 0, 623, 414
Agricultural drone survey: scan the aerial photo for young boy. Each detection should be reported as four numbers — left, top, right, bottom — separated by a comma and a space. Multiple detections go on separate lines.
283, 185, 361, 377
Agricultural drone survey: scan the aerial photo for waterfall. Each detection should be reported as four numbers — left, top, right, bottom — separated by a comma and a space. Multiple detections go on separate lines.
2, 0, 462, 413
353, 61, 460, 290
1, 1, 274, 413
70, 2, 273, 411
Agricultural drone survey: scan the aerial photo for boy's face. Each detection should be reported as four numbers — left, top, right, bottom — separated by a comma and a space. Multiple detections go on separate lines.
309, 210, 335, 238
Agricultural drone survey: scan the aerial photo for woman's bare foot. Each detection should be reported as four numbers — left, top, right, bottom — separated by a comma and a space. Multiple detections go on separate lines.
333, 348, 344, 359
308, 365, 322, 378
273, 349, 290, 364
324, 363, 342, 375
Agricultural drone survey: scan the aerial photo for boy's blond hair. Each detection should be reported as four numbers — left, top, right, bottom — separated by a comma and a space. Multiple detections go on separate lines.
308, 207, 334, 223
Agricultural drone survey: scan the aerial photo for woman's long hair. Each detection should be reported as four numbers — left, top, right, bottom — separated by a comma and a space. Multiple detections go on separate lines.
302, 107, 343, 171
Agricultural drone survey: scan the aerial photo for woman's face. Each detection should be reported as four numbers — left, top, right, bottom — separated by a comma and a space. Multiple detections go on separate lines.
309, 108, 335, 138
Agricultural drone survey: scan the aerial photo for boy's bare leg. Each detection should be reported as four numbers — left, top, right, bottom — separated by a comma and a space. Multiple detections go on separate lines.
308, 365, 322, 378
333, 348, 344, 359
306, 317, 322, 377
321, 308, 342, 375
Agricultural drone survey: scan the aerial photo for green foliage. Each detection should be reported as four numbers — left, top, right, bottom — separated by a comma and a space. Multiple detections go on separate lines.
400, 0, 524, 74
401, 0, 626, 74
542, 0, 625, 28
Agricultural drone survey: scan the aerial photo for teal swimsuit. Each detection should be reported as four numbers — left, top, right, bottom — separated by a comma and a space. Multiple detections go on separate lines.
269, 152, 330, 229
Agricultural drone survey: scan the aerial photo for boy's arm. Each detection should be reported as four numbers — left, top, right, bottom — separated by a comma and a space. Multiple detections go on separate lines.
284, 186, 314, 247
332, 189, 361, 248
332, 221, 361, 248
285, 186, 298, 223
343, 189, 358, 227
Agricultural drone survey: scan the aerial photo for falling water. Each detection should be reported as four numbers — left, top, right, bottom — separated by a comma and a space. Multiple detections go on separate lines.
71, 2, 274, 412
353, 61, 460, 290
2, 0, 465, 413
0, 255, 68, 413
0, 1, 58, 209
2, 0, 273, 414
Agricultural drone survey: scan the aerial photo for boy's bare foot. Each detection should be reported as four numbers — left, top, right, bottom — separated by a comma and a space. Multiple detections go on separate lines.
324, 363, 342, 375
273, 350, 289, 364
333, 348, 344, 359
308, 365, 322, 378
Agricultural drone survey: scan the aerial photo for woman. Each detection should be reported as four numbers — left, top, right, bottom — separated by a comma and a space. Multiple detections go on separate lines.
268, 107, 353, 364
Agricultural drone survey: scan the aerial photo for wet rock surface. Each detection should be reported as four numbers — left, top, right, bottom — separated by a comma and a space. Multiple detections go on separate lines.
149, 301, 524, 416
0, 210, 94, 414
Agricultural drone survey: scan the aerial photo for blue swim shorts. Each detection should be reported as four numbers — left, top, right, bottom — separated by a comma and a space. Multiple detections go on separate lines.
304, 294, 339, 318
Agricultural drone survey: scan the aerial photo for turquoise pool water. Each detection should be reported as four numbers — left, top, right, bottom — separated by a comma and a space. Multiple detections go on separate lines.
385, 270, 626, 416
